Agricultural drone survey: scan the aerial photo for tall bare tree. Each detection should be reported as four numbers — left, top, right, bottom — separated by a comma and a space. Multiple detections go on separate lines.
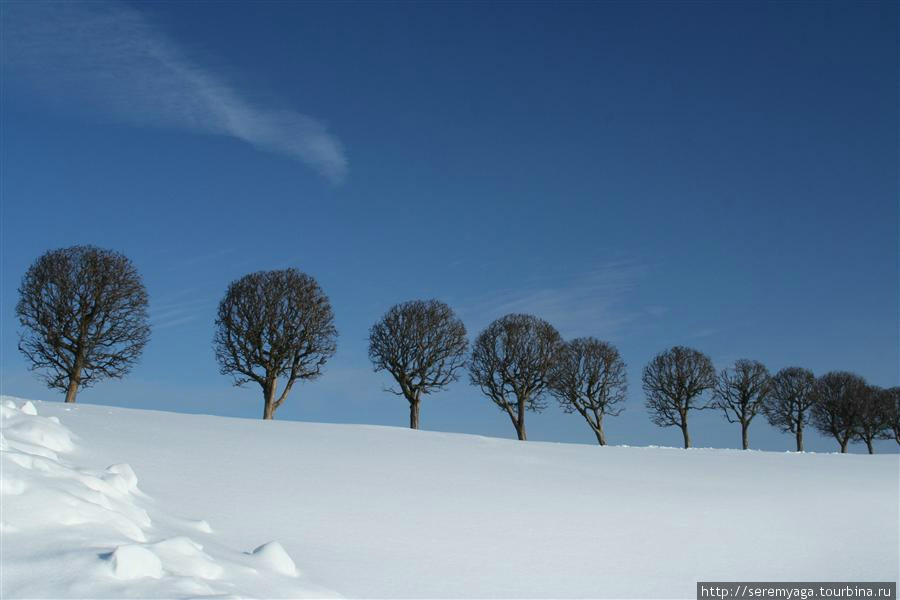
214, 269, 337, 420
642, 346, 715, 449
548, 338, 626, 445
761, 367, 816, 451
469, 314, 562, 441
810, 371, 866, 453
368, 299, 468, 429
855, 386, 891, 454
884, 387, 900, 446
16, 246, 150, 403
710, 359, 771, 450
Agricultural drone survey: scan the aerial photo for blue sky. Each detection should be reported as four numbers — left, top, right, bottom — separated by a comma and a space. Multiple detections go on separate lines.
1, 1, 897, 453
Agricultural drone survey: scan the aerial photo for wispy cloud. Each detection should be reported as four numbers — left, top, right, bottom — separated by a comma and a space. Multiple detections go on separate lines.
164, 248, 236, 271
2, 1, 347, 182
150, 290, 216, 331
685, 327, 720, 340
460, 260, 647, 340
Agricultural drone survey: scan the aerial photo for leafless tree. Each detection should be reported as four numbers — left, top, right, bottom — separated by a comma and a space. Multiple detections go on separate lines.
642, 346, 715, 449
368, 299, 468, 429
884, 387, 900, 446
761, 367, 816, 451
16, 246, 150, 403
710, 359, 771, 450
548, 338, 626, 445
469, 314, 562, 441
810, 371, 866, 453
855, 386, 891, 454
214, 269, 337, 420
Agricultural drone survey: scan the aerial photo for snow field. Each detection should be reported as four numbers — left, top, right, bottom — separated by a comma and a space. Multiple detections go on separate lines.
2, 396, 898, 598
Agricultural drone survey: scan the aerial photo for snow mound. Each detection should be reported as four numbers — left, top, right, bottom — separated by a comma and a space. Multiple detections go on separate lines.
103, 463, 140, 495
251, 541, 299, 577
104, 544, 164, 580
0, 398, 339, 599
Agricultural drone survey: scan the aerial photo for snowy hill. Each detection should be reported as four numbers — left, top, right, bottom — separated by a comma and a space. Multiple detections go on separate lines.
1, 397, 897, 599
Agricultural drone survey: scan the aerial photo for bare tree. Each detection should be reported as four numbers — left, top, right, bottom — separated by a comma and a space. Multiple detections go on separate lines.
16, 246, 150, 403
761, 367, 816, 451
214, 269, 337, 420
855, 386, 891, 454
710, 359, 771, 450
642, 346, 715, 449
469, 314, 562, 441
810, 371, 866, 453
368, 299, 468, 429
548, 338, 626, 445
884, 387, 900, 446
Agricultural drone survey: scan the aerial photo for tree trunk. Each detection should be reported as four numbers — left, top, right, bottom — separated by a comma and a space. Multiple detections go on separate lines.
516, 421, 527, 441
839, 438, 848, 453
64, 378, 79, 403
516, 394, 527, 441
594, 415, 607, 446
865, 439, 874, 454
680, 416, 691, 449
64, 365, 83, 403
262, 380, 277, 420
741, 422, 750, 450
796, 426, 804, 452
409, 398, 420, 429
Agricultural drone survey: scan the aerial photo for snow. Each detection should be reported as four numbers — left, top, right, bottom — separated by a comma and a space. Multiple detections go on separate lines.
1, 396, 897, 599
105, 544, 164, 580
251, 541, 300, 577
0, 397, 337, 598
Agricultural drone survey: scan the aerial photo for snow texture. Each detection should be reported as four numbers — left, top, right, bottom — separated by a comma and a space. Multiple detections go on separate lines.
1, 396, 897, 598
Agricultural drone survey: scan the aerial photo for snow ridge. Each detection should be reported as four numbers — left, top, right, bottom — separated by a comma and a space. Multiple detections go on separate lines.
0, 398, 338, 599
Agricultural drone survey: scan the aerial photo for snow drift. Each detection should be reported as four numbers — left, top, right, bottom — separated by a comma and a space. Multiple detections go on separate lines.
0, 398, 336, 598
1, 396, 897, 598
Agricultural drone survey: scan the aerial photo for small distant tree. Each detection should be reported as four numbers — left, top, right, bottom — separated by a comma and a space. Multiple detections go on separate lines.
368, 299, 468, 429
710, 359, 771, 450
761, 367, 816, 451
855, 386, 891, 454
884, 387, 900, 446
213, 269, 337, 420
810, 371, 866, 453
548, 338, 626, 445
642, 346, 716, 449
469, 314, 562, 441
16, 245, 150, 403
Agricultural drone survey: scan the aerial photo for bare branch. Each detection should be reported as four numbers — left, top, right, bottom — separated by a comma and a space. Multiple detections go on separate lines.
16, 246, 150, 402
548, 337, 626, 445
709, 359, 771, 449
761, 366, 815, 451
854, 385, 893, 453
642, 346, 715, 448
368, 299, 468, 429
469, 313, 562, 441
213, 269, 337, 419
810, 371, 867, 453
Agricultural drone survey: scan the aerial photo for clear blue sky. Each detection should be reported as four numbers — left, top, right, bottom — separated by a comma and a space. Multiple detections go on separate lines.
2, 1, 897, 453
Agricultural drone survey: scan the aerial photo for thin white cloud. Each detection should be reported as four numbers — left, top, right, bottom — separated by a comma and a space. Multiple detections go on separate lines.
2, 1, 347, 182
461, 260, 646, 340
149, 291, 216, 330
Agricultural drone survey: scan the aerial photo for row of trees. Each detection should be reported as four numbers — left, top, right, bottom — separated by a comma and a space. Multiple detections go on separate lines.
16, 246, 900, 453
370, 305, 899, 452
642, 350, 899, 453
